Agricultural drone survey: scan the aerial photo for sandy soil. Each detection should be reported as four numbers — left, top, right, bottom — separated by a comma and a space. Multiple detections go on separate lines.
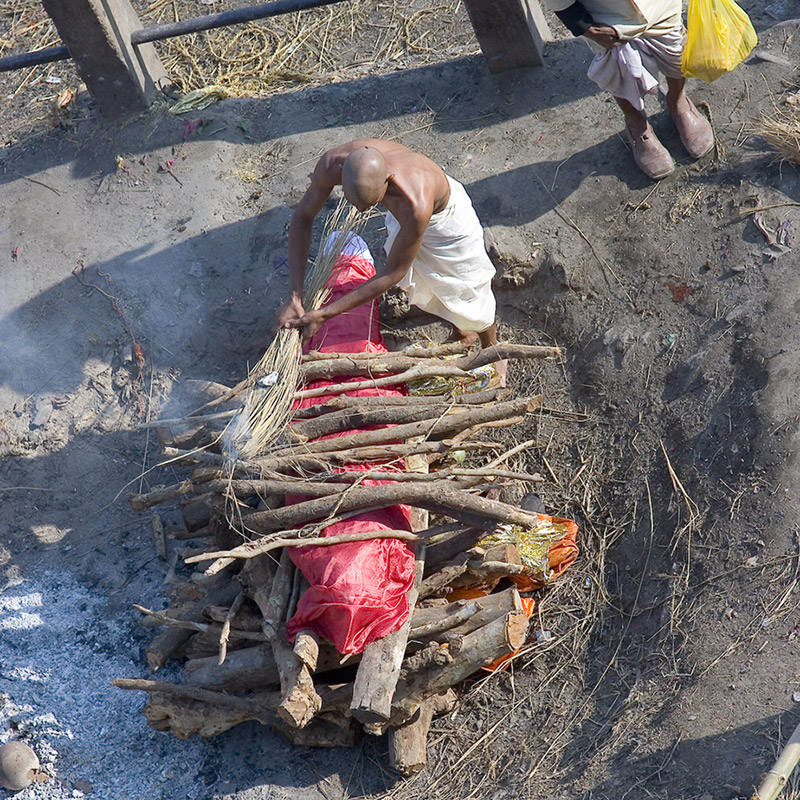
2, 3, 800, 799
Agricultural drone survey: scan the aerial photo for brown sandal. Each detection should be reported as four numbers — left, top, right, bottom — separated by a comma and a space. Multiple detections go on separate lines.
626, 125, 675, 180
671, 100, 714, 159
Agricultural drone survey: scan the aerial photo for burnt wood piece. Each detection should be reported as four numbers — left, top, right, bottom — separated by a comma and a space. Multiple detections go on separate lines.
145, 576, 240, 672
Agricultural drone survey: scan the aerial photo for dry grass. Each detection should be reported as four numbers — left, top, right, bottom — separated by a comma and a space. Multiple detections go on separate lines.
1, 0, 475, 108
761, 111, 800, 166
141, 0, 473, 95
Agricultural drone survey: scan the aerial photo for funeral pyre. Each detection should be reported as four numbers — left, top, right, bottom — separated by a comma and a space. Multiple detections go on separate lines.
115, 252, 576, 776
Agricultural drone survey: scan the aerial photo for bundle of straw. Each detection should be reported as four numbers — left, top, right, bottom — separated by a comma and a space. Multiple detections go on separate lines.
761, 110, 800, 165
223, 198, 365, 461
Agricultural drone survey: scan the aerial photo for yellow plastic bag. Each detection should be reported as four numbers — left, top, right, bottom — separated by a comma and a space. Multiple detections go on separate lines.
681, 0, 757, 82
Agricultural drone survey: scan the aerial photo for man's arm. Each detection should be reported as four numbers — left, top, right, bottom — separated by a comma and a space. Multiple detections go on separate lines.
275, 162, 337, 330
287, 212, 427, 339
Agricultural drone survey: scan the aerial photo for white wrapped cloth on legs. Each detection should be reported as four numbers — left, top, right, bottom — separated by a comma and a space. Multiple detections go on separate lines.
384, 176, 496, 333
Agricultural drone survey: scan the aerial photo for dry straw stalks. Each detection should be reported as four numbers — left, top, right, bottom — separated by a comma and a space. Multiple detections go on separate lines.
761, 111, 800, 166
222, 197, 362, 460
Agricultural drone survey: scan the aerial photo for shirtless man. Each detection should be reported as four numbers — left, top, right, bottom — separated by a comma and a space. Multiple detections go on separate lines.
275, 138, 504, 381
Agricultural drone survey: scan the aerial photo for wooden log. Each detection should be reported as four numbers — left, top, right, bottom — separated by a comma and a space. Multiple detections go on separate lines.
237, 555, 275, 612
388, 690, 457, 776
114, 679, 355, 743
289, 387, 509, 419
134, 604, 266, 642
424, 527, 490, 574
302, 342, 469, 363
419, 560, 470, 600
231, 481, 542, 539
259, 441, 500, 472
145, 576, 241, 672
152, 513, 166, 560
288, 403, 483, 443
217, 591, 247, 665
293, 630, 319, 671
274, 466, 541, 486
184, 644, 280, 688
388, 610, 530, 726
300, 343, 561, 382
159, 425, 220, 452
204, 604, 263, 631
163, 440, 499, 473
129, 480, 194, 512
264, 550, 322, 729
419, 588, 523, 642
410, 588, 522, 642
188, 529, 420, 568
114, 678, 279, 737
183, 626, 257, 661
269, 397, 540, 458
350, 539, 426, 726
184, 641, 347, 689
451, 559, 532, 588
409, 601, 479, 641
350, 444, 429, 726
137, 408, 240, 429
295, 364, 471, 400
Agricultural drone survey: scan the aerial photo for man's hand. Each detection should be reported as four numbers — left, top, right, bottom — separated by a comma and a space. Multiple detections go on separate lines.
275, 296, 306, 332
285, 309, 325, 340
584, 25, 620, 49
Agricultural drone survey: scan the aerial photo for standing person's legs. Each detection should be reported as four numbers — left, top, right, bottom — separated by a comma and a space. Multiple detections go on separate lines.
664, 75, 714, 158
449, 322, 507, 387
478, 322, 507, 387
614, 95, 675, 180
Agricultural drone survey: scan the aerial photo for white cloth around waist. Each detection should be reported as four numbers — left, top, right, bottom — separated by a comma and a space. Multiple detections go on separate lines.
586, 26, 685, 110
384, 176, 496, 333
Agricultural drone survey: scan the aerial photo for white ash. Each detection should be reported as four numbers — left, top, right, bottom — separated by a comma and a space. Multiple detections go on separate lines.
0, 571, 204, 800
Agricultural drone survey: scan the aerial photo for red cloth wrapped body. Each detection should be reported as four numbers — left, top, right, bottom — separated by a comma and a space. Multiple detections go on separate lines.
285, 248, 415, 655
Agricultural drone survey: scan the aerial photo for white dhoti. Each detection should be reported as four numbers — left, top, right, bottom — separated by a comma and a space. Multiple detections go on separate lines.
586, 27, 685, 111
384, 176, 496, 334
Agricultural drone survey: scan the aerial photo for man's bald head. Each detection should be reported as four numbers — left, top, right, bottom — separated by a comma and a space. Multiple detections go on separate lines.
341, 146, 389, 211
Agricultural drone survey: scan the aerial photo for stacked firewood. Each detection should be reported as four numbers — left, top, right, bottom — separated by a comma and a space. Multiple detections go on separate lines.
115, 341, 563, 776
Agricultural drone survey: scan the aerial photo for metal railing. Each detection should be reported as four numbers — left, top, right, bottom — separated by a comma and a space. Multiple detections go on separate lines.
0, 0, 350, 73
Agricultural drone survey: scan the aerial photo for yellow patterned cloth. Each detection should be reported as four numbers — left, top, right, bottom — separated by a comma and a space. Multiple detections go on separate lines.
478, 517, 576, 584
407, 363, 497, 396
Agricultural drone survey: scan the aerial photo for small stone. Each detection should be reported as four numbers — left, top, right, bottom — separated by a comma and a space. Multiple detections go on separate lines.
30, 397, 53, 429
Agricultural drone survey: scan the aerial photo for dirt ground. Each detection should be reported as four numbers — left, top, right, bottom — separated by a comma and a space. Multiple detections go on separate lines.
2, 2, 800, 799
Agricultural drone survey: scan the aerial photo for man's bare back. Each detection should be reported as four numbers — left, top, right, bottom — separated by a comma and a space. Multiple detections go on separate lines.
276, 139, 451, 339
274, 138, 504, 383
319, 139, 451, 220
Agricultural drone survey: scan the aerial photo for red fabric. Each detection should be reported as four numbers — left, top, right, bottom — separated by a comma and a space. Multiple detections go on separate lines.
285, 254, 416, 655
